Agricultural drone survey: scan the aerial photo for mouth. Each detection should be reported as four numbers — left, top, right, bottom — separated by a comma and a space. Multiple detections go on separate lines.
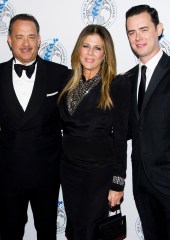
85, 58, 94, 63
20, 47, 32, 53
136, 43, 146, 49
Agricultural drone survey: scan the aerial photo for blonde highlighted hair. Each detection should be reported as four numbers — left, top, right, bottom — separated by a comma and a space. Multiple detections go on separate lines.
58, 24, 117, 109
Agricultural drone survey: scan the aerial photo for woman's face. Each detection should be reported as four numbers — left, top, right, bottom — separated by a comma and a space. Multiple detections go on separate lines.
79, 33, 105, 79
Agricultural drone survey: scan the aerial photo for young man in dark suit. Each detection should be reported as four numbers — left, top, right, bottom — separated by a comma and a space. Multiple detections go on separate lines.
0, 14, 69, 240
126, 5, 170, 240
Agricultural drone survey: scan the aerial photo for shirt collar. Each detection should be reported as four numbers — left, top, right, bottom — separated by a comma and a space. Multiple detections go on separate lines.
139, 49, 163, 71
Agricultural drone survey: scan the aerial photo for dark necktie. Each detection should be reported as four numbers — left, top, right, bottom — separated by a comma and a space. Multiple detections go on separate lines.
14, 60, 37, 78
138, 65, 147, 113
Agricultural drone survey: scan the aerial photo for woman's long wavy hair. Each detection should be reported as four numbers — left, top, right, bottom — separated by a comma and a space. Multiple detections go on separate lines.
58, 24, 117, 109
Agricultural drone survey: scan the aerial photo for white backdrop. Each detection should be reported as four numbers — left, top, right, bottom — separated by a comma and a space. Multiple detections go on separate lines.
0, 0, 170, 239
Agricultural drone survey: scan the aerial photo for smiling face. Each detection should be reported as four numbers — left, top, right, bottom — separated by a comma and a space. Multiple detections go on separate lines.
79, 33, 105, 79
7, 19, 41, 64
126, 12, 163, 63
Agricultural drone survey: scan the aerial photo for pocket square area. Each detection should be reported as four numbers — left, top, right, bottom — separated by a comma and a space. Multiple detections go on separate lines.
46, 91, 58, 97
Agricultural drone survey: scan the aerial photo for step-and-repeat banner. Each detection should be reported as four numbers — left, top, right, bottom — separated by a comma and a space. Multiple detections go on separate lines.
0, 0, 170, 239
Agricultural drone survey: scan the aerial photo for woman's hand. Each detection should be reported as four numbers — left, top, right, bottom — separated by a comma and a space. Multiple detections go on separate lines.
108, 190, 124, 207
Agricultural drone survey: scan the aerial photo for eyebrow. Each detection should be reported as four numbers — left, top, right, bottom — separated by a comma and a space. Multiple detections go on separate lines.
82, 42, 103, 47
15, 33, 36, 37
127, 26, 149, 33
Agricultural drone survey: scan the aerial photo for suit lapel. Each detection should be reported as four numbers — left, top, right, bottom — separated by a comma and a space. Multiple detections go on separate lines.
140, 53, 170, 116
1, 59, 25, 124
128, 65, 140, 119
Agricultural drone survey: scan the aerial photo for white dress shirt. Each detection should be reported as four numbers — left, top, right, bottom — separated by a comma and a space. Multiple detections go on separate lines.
137, 49, 163, 101
13, 59, 37, 111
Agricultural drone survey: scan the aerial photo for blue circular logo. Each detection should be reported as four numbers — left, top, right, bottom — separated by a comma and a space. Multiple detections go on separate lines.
39, 38, 67, 65
81, 0, 117, 28
0, 0, 15, 36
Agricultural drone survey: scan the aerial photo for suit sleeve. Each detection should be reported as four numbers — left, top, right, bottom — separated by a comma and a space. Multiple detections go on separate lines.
111, 75, 131, 191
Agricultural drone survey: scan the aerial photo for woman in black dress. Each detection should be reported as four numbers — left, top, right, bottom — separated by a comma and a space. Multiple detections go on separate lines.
58, 24, 130, 240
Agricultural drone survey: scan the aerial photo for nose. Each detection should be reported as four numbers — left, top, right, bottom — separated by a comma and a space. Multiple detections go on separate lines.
22, 38, 30, 46
87, 47, 93, 55
136, 31, 142, 41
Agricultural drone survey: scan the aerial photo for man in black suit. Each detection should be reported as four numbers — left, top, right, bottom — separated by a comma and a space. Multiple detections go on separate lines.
126, 5, 170, 240
0, 14, 69, 240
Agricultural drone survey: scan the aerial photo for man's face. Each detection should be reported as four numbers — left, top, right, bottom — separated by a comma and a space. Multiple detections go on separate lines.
126, 12, 163, 63
7, 19, 41, 64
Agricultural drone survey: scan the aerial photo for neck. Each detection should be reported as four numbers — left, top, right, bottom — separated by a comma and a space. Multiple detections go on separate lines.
139, 48, 160, 64
14, 56, 38, 65
83, 69, 100, 80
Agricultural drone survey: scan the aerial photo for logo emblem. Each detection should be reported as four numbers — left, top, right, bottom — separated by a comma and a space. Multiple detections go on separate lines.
39, 38, 67, 65
0, 0, 15, 36
159, 37, 170, 56
135, 217, 144, 240
81, 0, 117, 28
57, 200, 67, 234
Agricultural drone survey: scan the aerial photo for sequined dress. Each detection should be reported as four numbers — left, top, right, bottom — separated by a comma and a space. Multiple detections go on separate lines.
59, 72, 130, 240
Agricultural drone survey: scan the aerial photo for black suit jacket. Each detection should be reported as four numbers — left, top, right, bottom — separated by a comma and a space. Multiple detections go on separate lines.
127, 52, 170, 195
0, 56, 70, 189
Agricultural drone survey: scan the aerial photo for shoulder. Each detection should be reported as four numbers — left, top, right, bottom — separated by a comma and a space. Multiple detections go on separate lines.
124, 65, 139, 78
0, 58, 13, 73
0, 58, 13, 67
111, 73, 130, 91
160, 51, 170, 67
110, 73, 131, 103
119, 65, 139, 90
37, 56, 69, 72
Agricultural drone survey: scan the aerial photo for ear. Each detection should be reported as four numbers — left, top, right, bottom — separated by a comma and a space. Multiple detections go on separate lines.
38, 34, 41, 47
157, 22, 164, 38
7, 35, 12, 48
7, 35, 12, 50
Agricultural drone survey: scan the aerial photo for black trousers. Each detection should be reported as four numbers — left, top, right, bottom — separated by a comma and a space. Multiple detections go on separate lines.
134, 166, 170, 240
0, 185, 59, 240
